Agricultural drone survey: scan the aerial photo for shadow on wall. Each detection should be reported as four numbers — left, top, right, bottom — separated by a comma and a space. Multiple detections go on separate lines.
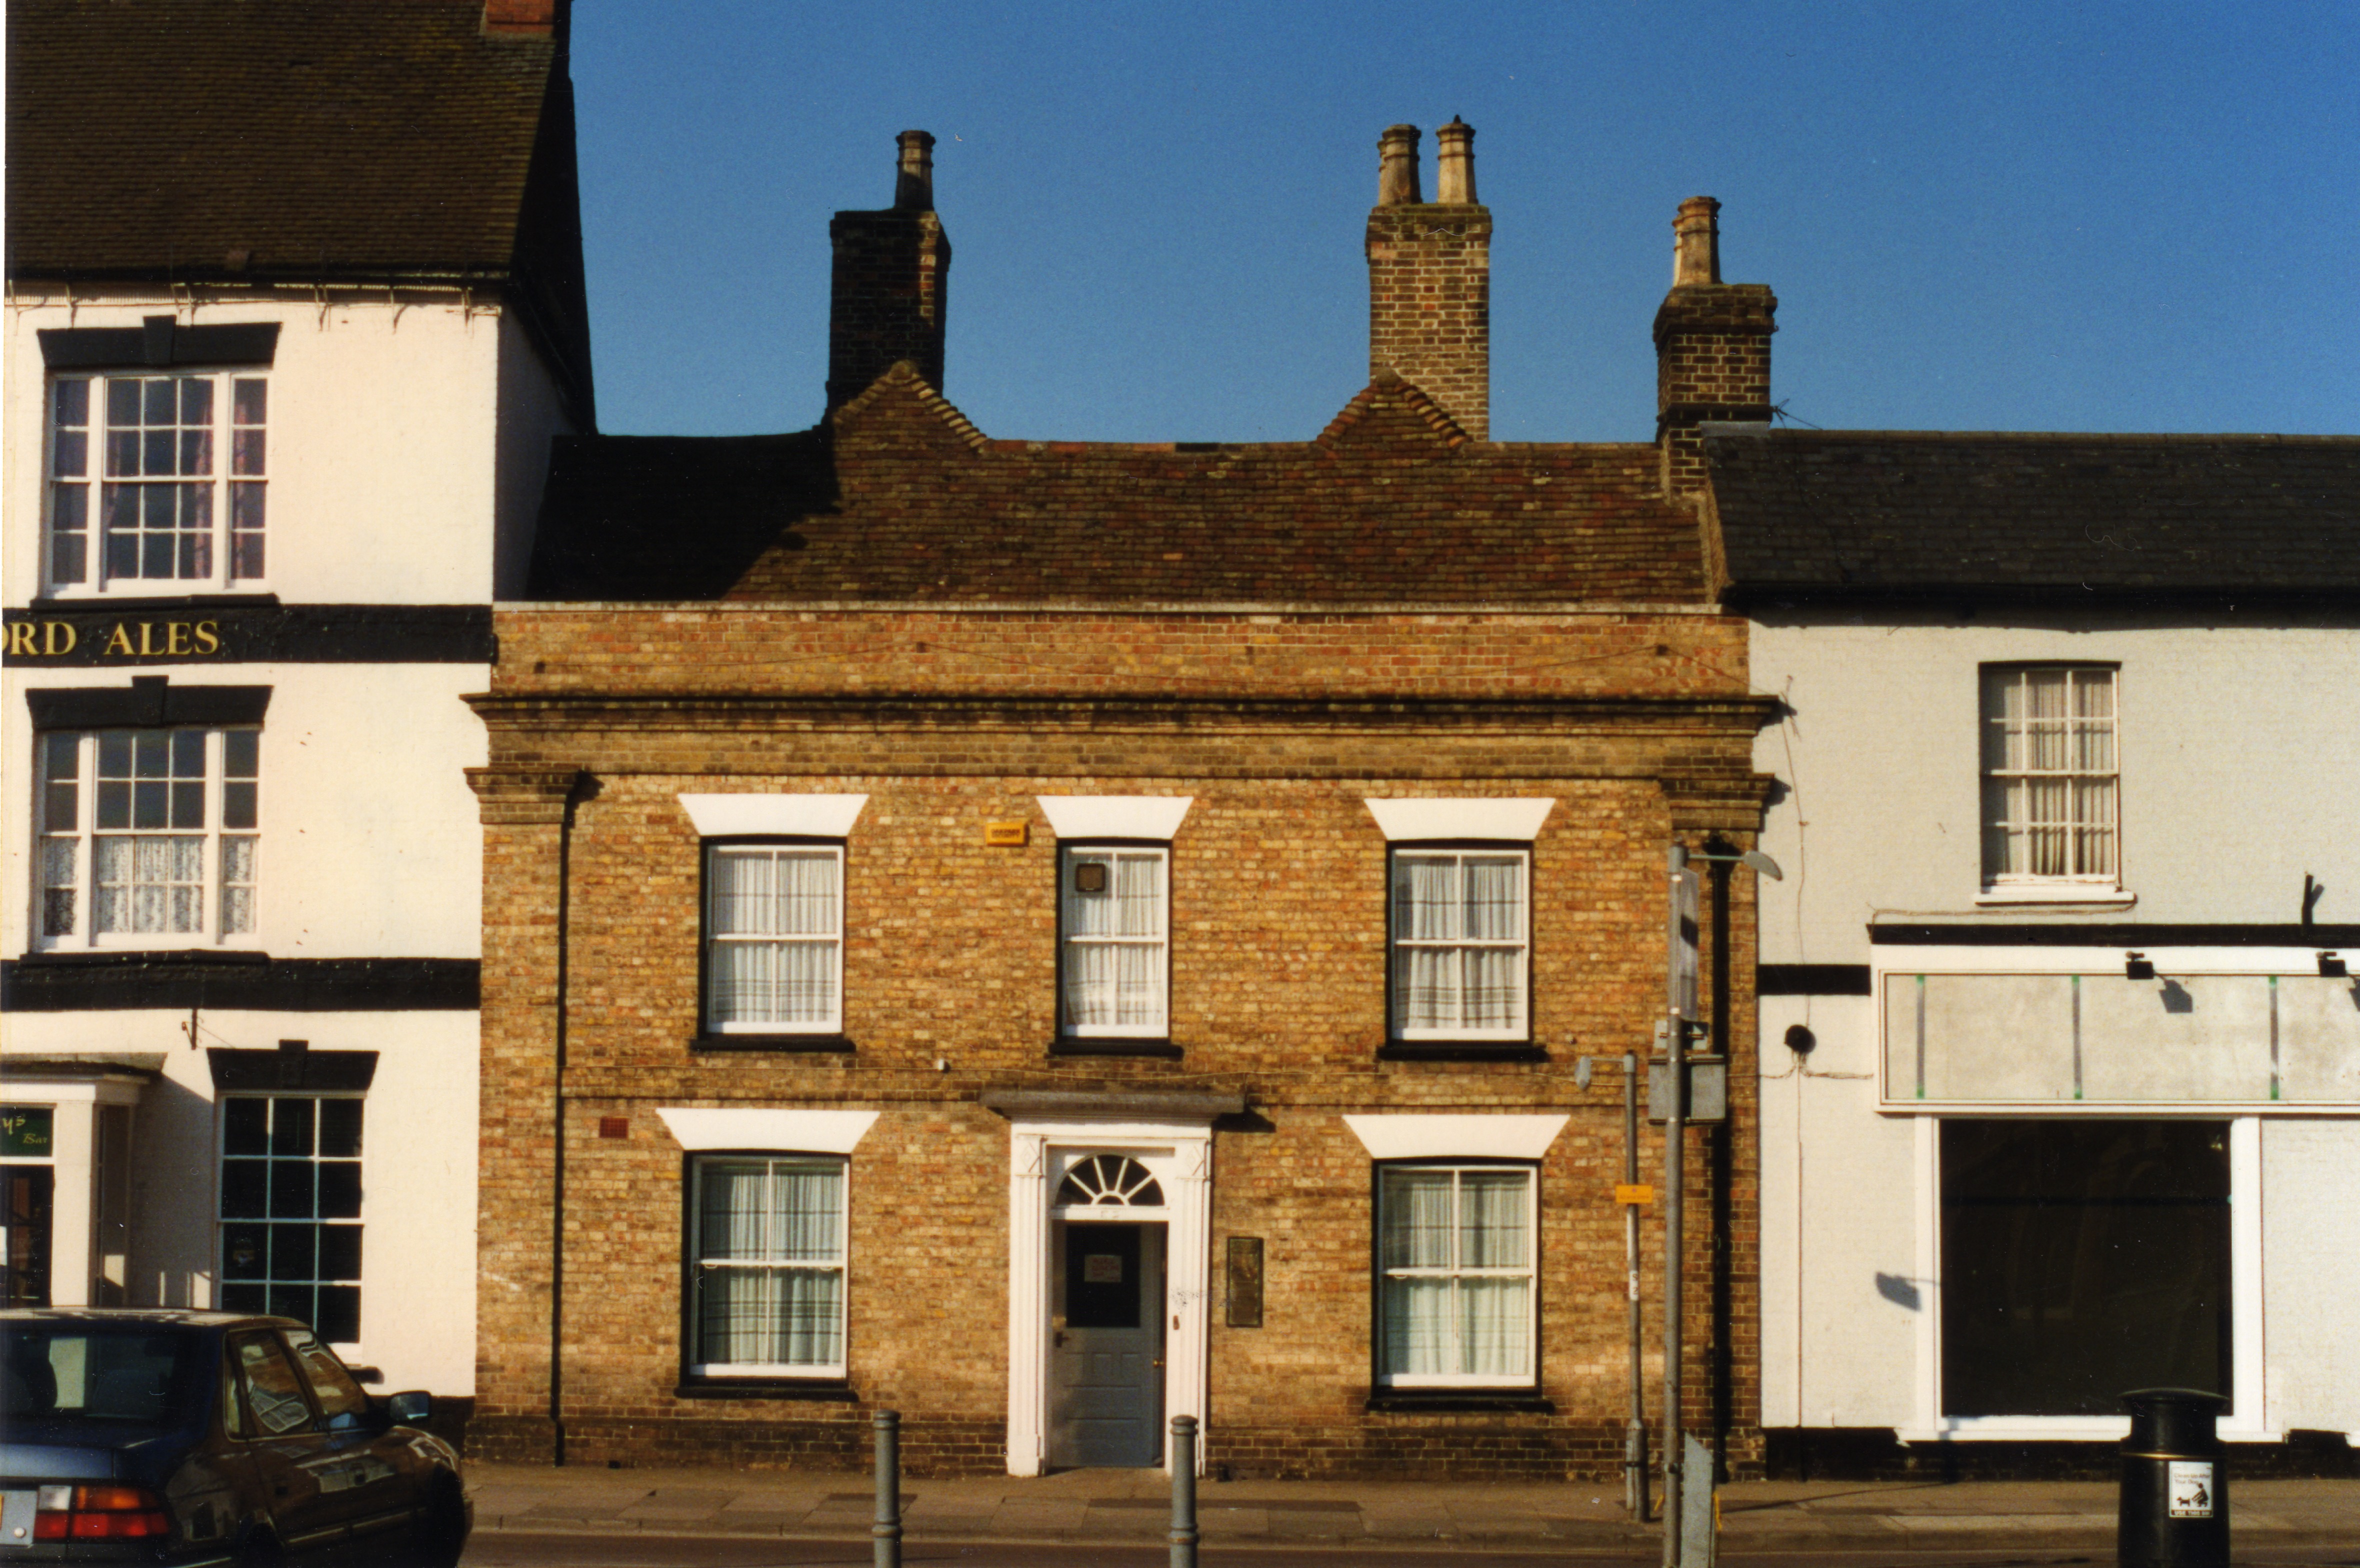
1874, 1272, 1922, 1311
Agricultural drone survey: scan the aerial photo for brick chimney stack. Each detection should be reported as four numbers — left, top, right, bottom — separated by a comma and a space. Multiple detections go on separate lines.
828, 130, 952, 410
482, 0, 564, 38
1366, 120, 1490, 441
1654, 196, 1776, 506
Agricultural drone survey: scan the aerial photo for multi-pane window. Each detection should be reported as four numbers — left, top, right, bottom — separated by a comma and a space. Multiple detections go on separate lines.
704, 844, 844, 1034
219, 1096, 363, 1344
688, 1156, 847, 1378
38, 728, 260, 946
1390, 849, 1529, 1038
1377, 1164, 1537, 1386
1981, 666, 2119, 886
1060, 846, 1169, 1038
46, 372, 268, 590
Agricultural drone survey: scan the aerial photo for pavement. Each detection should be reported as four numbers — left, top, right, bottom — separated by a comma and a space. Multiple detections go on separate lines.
466, 1460, 2360, 1556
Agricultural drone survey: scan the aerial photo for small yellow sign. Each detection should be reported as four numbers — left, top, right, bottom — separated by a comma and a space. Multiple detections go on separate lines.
984, 821, 1028, 847
1614, 1184, 1655, 1206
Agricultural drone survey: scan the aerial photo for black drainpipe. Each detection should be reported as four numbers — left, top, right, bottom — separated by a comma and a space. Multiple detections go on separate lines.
550, 778, 579, 1466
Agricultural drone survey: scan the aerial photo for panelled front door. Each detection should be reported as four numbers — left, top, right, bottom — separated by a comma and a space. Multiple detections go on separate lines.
2, 1167, 52, 1308
1048, 1220, 1164, 1467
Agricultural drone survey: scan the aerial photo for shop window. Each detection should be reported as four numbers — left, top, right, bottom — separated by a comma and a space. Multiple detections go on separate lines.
1980, 666, 2120, 888
1940, 1118, 2229, 1416
703, 842, 844, 1035
218, 1096, 362, 1344
1375, 1163, 1537, 1387
46, 371, 268, 591
686, 1156, 847, 1379
1389, 848, 1530, 1040
1058, 846, 1170, 1039
37, 726, 260, 948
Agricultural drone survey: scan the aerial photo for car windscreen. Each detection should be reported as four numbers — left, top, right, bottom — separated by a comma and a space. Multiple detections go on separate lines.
2, 1326, 204, 1428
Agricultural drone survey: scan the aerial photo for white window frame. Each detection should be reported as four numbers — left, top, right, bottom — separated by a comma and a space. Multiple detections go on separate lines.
1388, 846, 1531, 1042
1374, 1161, 1540, 1389
701, 840, 846, 1036
1980, 664, 2121, 892
35, 726, 261, 952
686, 1154, 850, 1380
1058, 844, 1171, 1040
44, 369, 270, 596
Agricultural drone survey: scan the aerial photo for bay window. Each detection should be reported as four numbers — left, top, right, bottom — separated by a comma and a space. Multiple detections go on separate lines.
46, 370, 268, 592
687, 1155, 848, 1380
1376, 1163, 1537, 1387
37, 726, 260, 948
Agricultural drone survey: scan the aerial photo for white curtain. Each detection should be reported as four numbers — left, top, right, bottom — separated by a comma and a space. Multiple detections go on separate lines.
698, 1160, 844, 1368
1393, 854, 1525, 1032
709, 850, 839, 1025
1064, 852, 1164, 1029
94, 834, 202, 933
1986, 670, 2116, 879
1381, 1168, 1532, 1380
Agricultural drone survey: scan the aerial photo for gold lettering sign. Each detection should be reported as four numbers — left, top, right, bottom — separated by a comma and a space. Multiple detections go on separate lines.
2, 619, 222, 657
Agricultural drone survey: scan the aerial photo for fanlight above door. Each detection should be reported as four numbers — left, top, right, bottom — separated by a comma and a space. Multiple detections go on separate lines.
1055, 1155, 1165, 1208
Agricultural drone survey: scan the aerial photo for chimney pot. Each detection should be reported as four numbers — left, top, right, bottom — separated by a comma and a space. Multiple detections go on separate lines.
1672, 196, 1721, 286
1376, 124, 1423, 206
894, 130, 938, 212
1434, 118, 1476, 205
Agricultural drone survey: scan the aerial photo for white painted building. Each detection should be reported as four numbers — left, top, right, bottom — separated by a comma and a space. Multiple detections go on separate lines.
1708, 427, 2360, 1469
2, 0, 593, 1412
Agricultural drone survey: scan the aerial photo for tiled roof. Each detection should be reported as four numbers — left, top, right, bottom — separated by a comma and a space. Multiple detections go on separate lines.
8, 0, 564, 284
1706, 426, 2360, 605
527, 367, 1712, 606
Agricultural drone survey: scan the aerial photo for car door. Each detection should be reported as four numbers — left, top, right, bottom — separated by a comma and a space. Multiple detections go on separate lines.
282, 1330, 423, 1550
227, 1330, 352, 1558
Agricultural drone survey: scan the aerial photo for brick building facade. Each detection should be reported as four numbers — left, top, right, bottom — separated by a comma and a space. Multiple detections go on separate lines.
468, 126, 1780, 1480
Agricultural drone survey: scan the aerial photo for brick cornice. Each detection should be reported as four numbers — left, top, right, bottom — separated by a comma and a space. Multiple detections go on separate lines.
464, 692, 1782, 733
465, 764, 586, 826
1662, 771, 1780, 832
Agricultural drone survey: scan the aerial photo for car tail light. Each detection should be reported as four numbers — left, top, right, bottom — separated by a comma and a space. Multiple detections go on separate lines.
32, 1483, 172, 1541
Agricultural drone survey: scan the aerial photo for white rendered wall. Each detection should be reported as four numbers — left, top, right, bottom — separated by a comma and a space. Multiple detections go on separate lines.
2, 664, 487, 959
1752, 614, 2360, 1440
4, 291, 517, 605
0, 1008, 479, 1395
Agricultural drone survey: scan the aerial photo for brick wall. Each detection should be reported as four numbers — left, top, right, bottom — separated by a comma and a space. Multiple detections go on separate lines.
1366, 204, 1492, 442
827, 208, 950, 410
470, 603, 1770, 1478
1654, 283, 1776, 505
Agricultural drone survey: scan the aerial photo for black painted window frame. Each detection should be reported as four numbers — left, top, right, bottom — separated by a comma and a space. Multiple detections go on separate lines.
1366, 1155, 1548, 1404
676, 1148, 856, 1398
694, 836, 852, 1052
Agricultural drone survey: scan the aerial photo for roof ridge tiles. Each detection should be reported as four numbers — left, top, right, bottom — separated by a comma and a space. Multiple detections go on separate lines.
828, 360, 989, 454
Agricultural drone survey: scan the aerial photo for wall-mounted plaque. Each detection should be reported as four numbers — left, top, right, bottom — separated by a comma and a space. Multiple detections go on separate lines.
1226, 1235, 1264, 1328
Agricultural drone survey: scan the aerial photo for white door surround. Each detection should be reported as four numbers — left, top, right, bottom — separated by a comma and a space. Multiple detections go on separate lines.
988, 1090, 1240, 1477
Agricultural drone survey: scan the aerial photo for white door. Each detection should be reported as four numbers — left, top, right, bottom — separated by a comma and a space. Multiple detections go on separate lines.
1048, 1220, 1164, 1467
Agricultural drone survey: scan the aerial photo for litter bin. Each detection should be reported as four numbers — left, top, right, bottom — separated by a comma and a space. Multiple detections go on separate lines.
2118, 1388, 2228, 1568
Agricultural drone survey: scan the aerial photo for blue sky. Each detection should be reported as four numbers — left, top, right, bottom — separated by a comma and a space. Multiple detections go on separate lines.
571, 1, 2359, 443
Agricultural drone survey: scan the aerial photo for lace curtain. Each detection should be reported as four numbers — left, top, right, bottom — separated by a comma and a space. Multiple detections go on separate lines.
708, 848, 841, 1026
696, 1158, 844, 1369
1380, 1167, 1532, 1379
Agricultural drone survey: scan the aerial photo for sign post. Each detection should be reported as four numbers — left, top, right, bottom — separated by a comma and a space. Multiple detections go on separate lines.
1662, 844, 1699, 1568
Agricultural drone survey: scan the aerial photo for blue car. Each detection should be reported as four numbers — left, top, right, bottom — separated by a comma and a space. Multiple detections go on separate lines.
2, 1310, 467, 1565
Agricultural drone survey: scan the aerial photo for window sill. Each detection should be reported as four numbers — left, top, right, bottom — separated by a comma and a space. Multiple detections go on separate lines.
1366, 1390, 1555, 1415
689, 1033, 854, 1054
1378, 1042, 1548, 1064
17, 947, 270, 967
1974, 886, 2136, 907
674, 1378, 857, 1402
29, 592, 282, 611
1050, 1038, 1184, 1060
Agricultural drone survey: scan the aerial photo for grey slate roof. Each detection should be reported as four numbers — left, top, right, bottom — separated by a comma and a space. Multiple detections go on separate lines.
6, 0, 593, 412
1704, 426, 2360, 607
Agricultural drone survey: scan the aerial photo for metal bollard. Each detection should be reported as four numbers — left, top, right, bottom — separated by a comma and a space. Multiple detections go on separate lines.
1168, 1414, 1199, 1568
872, 1408, 902, 1568
2118, 1388, 2228, 1568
